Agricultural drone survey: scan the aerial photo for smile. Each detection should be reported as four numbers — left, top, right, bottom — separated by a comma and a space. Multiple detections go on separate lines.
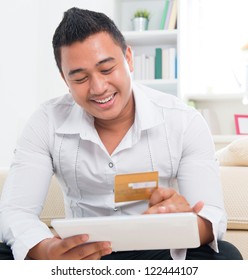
93, 94, 115, 104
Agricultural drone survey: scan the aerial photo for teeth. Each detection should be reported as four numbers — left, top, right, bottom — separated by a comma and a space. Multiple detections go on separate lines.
95, 95, 114, 104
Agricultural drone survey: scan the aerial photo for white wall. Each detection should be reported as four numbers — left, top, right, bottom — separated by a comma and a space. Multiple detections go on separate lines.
0, 0, 116, 168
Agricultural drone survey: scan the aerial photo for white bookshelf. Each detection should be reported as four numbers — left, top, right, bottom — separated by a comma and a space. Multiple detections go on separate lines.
114, 0, 180, 96
122, 30, 177, 46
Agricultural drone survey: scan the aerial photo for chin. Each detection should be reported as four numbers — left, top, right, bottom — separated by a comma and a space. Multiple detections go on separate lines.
95, 111, 121, 121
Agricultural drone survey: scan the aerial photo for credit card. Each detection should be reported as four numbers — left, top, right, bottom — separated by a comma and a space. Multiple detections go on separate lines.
114, 171, 158, 202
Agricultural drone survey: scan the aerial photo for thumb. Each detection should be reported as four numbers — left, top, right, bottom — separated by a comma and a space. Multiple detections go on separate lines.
192, 201, 204, 213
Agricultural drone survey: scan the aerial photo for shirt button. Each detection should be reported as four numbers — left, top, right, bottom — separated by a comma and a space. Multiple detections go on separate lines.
108, 162, 114, 168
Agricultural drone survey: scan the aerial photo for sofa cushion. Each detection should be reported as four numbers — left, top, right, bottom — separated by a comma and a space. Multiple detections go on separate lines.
220, 166, 248, 229
216, 137, 248, 166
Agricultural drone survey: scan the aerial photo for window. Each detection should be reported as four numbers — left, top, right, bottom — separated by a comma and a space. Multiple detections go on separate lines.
187, 0, 248, 95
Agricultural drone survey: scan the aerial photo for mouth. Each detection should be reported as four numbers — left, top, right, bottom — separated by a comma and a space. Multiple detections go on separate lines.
94, 94, 114, 104
91, 93, 117, 105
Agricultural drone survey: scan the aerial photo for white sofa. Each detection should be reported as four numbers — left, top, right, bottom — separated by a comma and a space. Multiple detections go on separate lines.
215, 137, 248, 259
0, 165, 248, 259
220, 166, 248, 259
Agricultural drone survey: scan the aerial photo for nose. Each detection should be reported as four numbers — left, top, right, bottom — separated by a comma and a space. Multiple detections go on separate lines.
89, 73, 108, 96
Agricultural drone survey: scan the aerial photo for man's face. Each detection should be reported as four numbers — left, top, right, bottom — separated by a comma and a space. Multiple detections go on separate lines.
60, 32, 134, 121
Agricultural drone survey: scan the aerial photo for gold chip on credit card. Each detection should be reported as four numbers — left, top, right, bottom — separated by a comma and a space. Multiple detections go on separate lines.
114, 171, 158, 203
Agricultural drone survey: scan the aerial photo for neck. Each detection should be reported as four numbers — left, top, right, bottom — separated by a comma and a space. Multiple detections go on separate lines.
94, 95, 135, 155
94, 95, 135, 133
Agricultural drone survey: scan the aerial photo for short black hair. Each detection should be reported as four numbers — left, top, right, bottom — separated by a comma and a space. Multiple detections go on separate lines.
52, 7, 127, 73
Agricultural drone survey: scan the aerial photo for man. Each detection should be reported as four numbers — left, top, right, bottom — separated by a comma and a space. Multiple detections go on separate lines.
0, 7, 242, 260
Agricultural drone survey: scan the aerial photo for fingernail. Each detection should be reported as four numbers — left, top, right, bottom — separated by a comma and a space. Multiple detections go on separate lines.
159, 206, 167, 213
105, 248, 112, 255
81, 234, 89, 242
103, 242, 112, 249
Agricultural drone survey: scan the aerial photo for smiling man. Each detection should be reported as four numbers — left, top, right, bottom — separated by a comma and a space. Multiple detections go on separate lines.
0, 7, 242, 260
60, 33, 135, 155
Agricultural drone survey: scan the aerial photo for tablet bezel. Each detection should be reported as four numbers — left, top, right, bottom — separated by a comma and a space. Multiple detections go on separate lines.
51, 213, 200, 251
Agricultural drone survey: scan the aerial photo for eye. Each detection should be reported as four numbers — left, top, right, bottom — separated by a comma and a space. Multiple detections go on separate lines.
74, 76, 88, 84
101, 66, 115, 74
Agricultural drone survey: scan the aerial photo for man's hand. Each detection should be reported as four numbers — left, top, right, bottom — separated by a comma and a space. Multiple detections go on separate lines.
144, 187, 204, 214
144, 187, 214, 245
28, 234, 112, 260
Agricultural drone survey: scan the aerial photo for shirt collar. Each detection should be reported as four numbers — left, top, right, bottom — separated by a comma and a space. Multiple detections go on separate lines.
132, 82, 165, 132
55, 82, 165, 137
55, 102, 97, 141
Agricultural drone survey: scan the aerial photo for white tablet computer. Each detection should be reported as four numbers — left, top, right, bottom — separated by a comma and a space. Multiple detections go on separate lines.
51, 213, 200, 251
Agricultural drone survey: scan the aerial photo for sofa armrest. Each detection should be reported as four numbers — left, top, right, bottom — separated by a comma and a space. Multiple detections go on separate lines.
0, 169, 65, 227
40, 176, 65, 227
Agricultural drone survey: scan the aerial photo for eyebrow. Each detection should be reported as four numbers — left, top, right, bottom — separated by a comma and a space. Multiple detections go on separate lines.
68, 57, 115, 77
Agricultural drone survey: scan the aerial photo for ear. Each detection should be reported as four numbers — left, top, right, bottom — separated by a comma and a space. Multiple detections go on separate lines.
125, 46, 134, 73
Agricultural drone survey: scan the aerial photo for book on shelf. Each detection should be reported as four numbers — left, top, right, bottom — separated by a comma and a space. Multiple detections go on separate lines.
162, 48, 169, 79
168, 47, 176, 80
164, 0, 173, 29
168, 0, 178, 30
155, 48, 162, 79
162, 47, 176, 80
159, 0, 170, 30
133, 54, 155, 80
156, 47, 177, 80
133, 47, 177, 81
160, 0, 177, 30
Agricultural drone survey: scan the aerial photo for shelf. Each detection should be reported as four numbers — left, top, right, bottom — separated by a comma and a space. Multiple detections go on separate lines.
186, 93, 244, 101
123, 30, 177, 46
135, 79, 177, 95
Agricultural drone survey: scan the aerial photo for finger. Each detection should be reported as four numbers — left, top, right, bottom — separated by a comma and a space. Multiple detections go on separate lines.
144, 203, 179, 214
157, 204, 176, 213
72, 241, 112, 260
192, 201, 204, 213
149, 188, 176, 207
54, 234, 89, 256
81, 244, 113, 260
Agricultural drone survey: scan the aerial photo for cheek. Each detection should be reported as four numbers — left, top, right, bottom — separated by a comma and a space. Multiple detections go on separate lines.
69, 86, 88, 104
114, 63, 133, 82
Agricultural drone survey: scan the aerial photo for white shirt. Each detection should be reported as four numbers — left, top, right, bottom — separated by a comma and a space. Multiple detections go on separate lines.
0, 83, 227, 260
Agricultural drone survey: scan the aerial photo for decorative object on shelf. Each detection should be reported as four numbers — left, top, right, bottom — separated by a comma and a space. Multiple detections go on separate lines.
132, 9, 150, 31
234, 114, 248, 135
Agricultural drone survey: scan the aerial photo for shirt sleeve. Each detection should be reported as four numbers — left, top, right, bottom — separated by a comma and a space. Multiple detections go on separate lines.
176, 112, 227, 251
0, 106, 55, 259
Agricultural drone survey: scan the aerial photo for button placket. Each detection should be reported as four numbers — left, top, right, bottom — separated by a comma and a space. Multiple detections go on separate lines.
105, 155, 121, 214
